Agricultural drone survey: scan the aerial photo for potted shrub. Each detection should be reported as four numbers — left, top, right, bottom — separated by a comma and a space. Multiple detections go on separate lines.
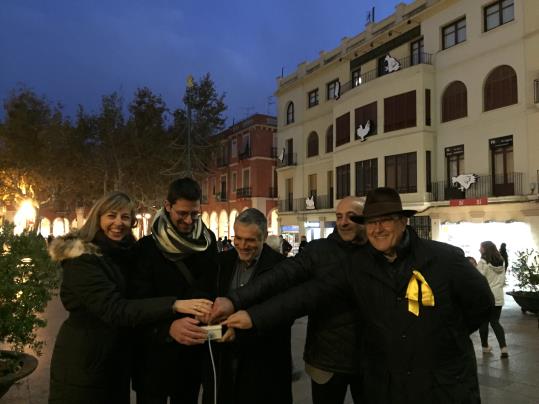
0, 222, 59, 398
507, 248, 539, 315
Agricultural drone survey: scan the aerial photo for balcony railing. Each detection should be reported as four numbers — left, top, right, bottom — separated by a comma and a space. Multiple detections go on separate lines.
236, 187, 252, 198
216, 156, 230, 167
278, 194, 333, 212
277, 152, 297, 168
268, 187, 278, 198
429, 172, 523, 201
534, 79, 539, 104
239, 148, 251, 160
340, 52, 433, 97
215, 192, 228, 202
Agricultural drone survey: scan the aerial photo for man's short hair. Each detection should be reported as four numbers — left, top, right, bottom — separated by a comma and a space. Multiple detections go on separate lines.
235, 208, 268, 240
167, 177, 201, 203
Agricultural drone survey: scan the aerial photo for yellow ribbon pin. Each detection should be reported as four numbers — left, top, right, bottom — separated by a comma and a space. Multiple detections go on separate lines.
405, 270, 435, 316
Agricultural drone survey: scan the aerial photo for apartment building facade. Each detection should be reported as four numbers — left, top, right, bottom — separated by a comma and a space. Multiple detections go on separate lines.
200, 114, 279, 238
275, 0, 539, 255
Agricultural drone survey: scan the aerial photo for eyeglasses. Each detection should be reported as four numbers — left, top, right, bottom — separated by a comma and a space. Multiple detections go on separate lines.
173, 210, 201, 220
365, 215, 401, 227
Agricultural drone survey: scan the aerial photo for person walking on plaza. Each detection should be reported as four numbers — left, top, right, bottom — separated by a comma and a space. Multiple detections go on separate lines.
211, 196, 366, 404
129, 178, 219, 404
47, 191, 212, 404
203, 208, 292, 404
225, 187, 494, 404
477, 241, 509, 358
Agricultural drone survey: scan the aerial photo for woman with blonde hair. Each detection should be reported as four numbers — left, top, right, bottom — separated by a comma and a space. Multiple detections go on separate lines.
477, 240, 508, 358
48, 191, 212, 404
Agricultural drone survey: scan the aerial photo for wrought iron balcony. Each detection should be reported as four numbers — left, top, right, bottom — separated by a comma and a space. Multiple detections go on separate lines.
216, 156, 230, 167
429, 172, 524, 201
268, 187, 278, 198
239, 148, 251, 160
215, 192, 228, 202
340, 52, 433, 97
278, 194, 332, 212
236, 187, 252, 198
277, 152, 297, 168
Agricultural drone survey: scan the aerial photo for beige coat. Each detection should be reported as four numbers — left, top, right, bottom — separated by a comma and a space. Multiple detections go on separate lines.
477, 259, 506, 306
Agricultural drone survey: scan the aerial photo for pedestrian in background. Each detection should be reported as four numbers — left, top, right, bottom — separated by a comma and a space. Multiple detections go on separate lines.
477, 241, 509, 358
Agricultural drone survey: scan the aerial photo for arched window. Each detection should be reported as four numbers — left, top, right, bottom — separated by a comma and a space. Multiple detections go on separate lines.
484, 65, 517, 111
307, 131, 319, 158
441, 81, 467, 122
286, 102, 295, 124
325, 125, 333, 153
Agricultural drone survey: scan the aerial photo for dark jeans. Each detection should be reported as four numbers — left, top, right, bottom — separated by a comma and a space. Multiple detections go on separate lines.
479, 305, 507, 348
311, 372, 362, 404
136, 388, 199, 404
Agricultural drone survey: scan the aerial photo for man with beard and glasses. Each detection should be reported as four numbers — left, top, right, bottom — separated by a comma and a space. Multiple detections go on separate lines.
129, 177, 218, 404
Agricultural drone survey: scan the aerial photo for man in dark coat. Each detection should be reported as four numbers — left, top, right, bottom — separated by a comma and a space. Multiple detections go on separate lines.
129, 177, 218, 404
211, 196, 366, 404
225, 187, 494, 404
203, 208, 292, 404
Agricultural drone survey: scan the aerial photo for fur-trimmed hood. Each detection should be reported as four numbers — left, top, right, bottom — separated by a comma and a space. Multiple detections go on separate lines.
48, 234, 101, 262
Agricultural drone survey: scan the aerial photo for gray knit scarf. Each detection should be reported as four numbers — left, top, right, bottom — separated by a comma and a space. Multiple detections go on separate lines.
151, 208, 211, 261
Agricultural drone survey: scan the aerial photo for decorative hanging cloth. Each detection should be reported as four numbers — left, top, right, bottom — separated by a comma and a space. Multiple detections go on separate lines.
405, 270, 435, 316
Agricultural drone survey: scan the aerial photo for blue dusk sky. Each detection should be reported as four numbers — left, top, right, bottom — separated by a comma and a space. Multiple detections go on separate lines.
0, 0, 411, 123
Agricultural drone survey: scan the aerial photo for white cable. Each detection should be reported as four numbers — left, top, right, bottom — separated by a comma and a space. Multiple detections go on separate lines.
208, 335, 217, 404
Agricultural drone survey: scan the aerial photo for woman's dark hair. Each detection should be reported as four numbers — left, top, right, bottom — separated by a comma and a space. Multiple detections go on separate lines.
480, 241, 504, 266
167, 177, 201, 203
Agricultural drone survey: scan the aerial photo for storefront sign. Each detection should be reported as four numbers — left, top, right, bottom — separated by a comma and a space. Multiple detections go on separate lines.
445, 144, 464, 157
449, 197, 488, 207
489, 135, 513, 149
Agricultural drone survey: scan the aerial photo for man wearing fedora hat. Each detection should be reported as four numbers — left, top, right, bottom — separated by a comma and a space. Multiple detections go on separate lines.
224, 187, 494, 404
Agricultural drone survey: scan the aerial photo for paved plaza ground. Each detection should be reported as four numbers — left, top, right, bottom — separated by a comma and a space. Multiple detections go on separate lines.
2, 294, 538, 404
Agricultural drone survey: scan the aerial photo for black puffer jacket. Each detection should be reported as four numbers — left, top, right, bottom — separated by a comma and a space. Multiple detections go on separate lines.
229, 230, 363, 374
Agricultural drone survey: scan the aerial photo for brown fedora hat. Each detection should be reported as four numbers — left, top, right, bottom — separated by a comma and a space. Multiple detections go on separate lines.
351, 187, 416, 224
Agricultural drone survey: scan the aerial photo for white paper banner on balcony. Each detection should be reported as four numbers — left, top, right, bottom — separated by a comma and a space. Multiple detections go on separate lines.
305, 195, 315, 210
385, 54, 401, 73
356, 120, 371, 142
278, 148, 285, 162
334, 81, 340, 100
451, 174, 479, 191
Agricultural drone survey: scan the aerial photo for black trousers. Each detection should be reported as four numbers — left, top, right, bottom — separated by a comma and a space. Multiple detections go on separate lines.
311, 372, 362, 404
136, 387, 199, 404
479, 305, 507, 348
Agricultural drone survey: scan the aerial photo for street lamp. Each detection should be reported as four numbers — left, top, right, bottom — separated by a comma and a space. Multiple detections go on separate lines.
186, 75, 194, 177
